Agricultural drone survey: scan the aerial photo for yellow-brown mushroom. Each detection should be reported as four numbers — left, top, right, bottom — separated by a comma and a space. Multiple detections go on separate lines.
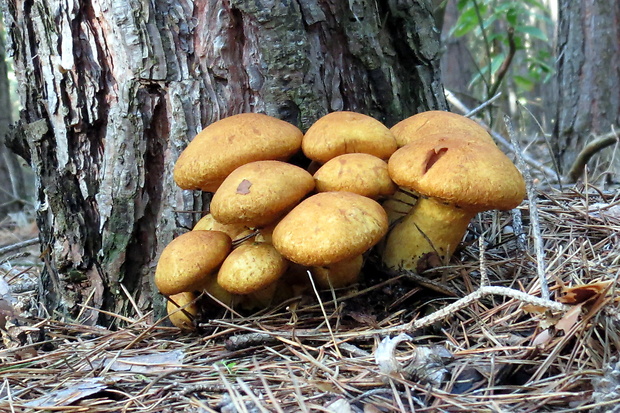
383, 135, 526, 272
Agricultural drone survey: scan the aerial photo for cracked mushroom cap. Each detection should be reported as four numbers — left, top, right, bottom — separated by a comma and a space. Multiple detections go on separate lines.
388, 136, 526, 212
272, 192, 389, 266
210, 160, 315, 227
302, 111, 397, 163
155, 230, 232, 296
313, 153, 396, 199
391, 110, 495, 148
173, 113, 303, 192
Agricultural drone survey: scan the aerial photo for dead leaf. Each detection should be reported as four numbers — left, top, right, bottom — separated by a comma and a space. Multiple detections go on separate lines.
0, 276, 13, 301
0, 298, 16, 330
555, 303, 583, 334
532, 329, 553, 346
348, 311, 377, 326
588, 203, 620, 220
558, 280, 613, 304
24, 377, 114, 407
236, 179, 252, 195
539, 314, 561, 330
522, 304, 560, 329
363, 404, 382, 413
326, 398, 352, 413
522, 304, 548, 315
375, 333, 412, 376
99, 349, 184, 373
375, 334, 450, 386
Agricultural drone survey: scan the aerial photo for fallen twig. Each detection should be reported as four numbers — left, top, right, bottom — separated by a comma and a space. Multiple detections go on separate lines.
505, 115, 550, 300
211, 285, 569, 342
465, 92, 502, 118
0, 237, 39, 256
403, 285, 569, 334
567, 129, 620, 182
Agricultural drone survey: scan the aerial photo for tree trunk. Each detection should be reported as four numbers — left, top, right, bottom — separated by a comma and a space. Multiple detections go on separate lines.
0, 15, 29, 216
554, 0, 620, 182
3, 0, 447, 325
437, 0, 477, 110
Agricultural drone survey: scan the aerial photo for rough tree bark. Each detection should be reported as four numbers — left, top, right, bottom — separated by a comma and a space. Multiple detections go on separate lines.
554, 0, 620, 182
3, 0, 447, 325
0, 15, 29, 216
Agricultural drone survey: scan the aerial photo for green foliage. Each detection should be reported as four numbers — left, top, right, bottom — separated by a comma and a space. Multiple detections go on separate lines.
216, 360, 249, 376
451, 0, 555, 96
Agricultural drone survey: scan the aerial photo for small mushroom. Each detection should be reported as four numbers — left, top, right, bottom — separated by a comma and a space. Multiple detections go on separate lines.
173, 113, 303, 192
166, 291, 199, 331
193, 213, 251, 240
155, 230, 232, 296
217, 242, 289, 295
302, 111, 397, 163
313, 153, 396, 199
310, 254, 364, 289
210, 160, 315, 227
272, 192, 388, 266
382, 136, 526, 272
201, 273, 240, 307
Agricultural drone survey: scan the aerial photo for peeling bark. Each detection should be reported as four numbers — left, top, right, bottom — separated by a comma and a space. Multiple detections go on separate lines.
554, 0, 620, 181
3, 0, 446, 325
0, 14, 29, 215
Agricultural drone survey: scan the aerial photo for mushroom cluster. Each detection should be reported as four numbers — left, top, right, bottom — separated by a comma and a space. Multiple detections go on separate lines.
156, 110, 526, 330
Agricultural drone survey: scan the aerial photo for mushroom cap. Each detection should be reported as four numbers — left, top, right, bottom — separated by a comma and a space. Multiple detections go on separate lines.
173, 113, 303, 192
155, 230, 232, 296
313, 153, 396, 199
391, 110, 494, 147
272, 192, 389, 266
302, 111, 397, 163
210, 160, 315, 227
388, 136, 526, 212
217, 242, 289, 295
193, 213, 251, 240
166, 291, 199, 331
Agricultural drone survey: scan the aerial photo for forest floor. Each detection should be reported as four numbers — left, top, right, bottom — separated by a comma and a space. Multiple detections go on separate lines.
0, 181, 619, 412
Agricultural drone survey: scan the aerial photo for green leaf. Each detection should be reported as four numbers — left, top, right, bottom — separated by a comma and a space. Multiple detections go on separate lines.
481, 14, 499, 31
457, 0, 471, 11
513, 75, 535, 92
506, 8, 519, 26
515, 25, 548, 41
528, 57, 555, 73
489, 53, 506, 76
452, 7, 480, 37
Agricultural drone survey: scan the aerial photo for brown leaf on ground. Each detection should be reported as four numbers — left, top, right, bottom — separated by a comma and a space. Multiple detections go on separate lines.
555, 303, 583, 334
558, 280, 614, 304
532, 328, 553, 346
522, 304, 549, 315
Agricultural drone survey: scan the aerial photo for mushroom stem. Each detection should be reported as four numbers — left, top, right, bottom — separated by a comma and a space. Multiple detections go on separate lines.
382, 189, 418, 226
382, 197, 475, 272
